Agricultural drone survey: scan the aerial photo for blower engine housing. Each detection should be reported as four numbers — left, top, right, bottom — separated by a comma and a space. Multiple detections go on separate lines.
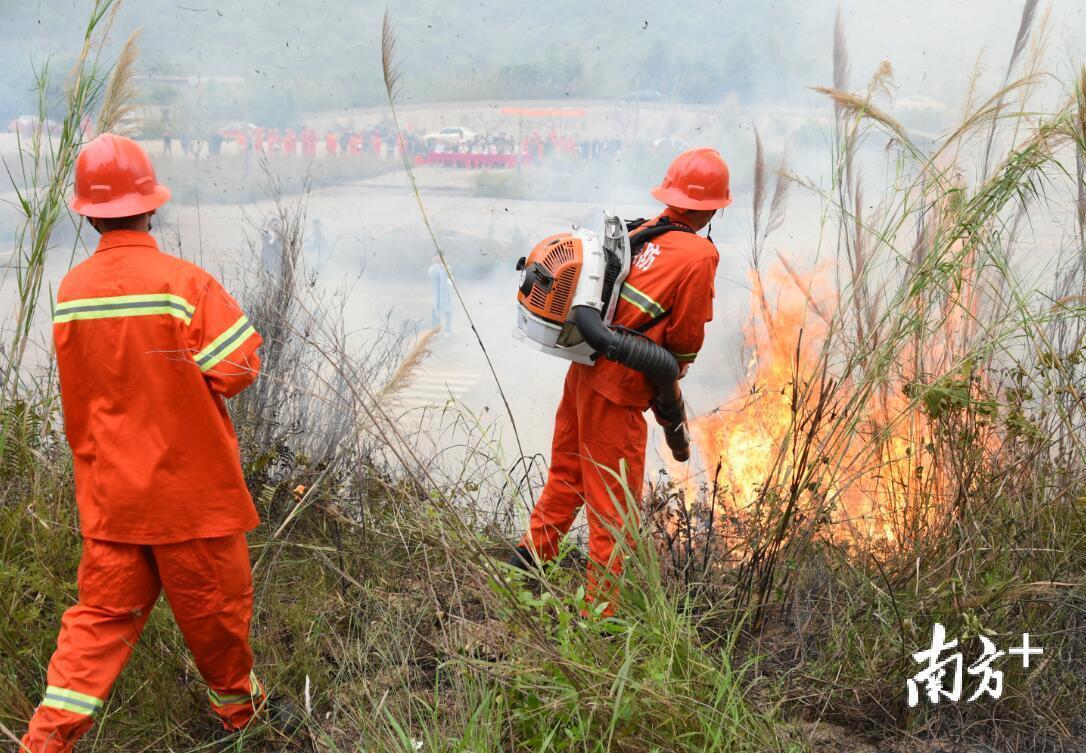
514, 215, 630, 364
512, 213, 692, 461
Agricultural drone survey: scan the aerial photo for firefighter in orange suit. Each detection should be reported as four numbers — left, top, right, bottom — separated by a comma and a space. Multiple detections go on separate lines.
510, 148, 731, 611
21, 134, 273, 752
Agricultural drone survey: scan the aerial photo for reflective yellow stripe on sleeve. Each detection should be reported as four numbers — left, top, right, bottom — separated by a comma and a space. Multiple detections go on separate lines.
53, 294, 196, 324
194, 315, 257, 372
40, 685, 104, 716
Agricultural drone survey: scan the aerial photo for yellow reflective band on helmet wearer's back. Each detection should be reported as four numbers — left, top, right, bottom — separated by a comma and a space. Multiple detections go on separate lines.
53, 293, 195, 325
619, 283, 666, 318
40, 685, 104, 716
194, 315, 257, 373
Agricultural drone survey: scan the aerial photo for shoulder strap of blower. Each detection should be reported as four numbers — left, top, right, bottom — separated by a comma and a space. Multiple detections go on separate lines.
623, 218, 696, 334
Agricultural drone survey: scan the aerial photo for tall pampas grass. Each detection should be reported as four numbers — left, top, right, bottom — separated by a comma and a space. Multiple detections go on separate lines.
981, 0, 1041, 175
379, 326, 440, 403
2, 0, 122, 398
380, 10, 403, 105
379, 9, 531, 491
1071, 65, 1086, 260
750, 128, 792, 343
810, 86, 908, 144
96, 29, 141, 135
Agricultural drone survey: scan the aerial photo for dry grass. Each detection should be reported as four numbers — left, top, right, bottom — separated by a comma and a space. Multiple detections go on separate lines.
96, 28, 141, 135
646, 5, 1086, 747
809, 86, 908, 144
4, 2, 1086, 751
379, 325, 440, 403
381, 9, 403, 105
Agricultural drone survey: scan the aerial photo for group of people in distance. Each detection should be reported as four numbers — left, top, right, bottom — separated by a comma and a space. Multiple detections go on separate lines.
158, 124, 626, 165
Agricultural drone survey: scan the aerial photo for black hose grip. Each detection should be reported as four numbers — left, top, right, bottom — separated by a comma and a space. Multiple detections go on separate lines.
654, 384, 691, 462
604, 332, 679, 384
571, 305, 691, 461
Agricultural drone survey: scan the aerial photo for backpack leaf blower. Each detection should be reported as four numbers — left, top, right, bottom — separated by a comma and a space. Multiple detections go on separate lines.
514, 215, 691, 462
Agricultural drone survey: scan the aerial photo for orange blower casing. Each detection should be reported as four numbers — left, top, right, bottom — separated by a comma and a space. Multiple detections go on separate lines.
514, 217, 631, 365
517, 233, 583, 324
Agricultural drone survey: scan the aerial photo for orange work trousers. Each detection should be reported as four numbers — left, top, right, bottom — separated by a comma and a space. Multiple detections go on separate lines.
521, 365, 648, 610
22, 535, 263, 753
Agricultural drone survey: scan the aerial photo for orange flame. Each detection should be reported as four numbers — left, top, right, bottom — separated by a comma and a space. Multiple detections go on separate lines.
672, 258, 950, 548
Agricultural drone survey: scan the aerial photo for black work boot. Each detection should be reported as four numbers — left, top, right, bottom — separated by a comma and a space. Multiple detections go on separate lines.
506, 544, 538, 572
264, 694, 305, 737
214, 695, 305, 748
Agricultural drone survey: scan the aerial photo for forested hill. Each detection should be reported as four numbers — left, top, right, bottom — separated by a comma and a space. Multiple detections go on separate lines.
1, 0, 826, 124
3, 1, 1080, 127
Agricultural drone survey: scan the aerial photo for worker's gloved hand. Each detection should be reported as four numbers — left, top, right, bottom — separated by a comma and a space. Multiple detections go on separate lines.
652, 394, 691, 462
651, 396, 684, 428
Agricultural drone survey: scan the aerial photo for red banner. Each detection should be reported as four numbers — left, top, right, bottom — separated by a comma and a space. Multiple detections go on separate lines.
500, 107, 586, 118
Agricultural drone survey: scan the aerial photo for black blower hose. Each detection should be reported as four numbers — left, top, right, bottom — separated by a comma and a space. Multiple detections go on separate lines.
573, 306, 691, 461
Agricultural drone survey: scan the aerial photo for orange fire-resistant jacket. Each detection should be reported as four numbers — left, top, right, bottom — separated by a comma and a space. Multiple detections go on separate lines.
579, 211, 719, 408
53, 230, 262, 544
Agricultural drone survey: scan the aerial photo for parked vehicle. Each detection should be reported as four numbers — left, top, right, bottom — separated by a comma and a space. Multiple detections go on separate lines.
423, 126, 478, 145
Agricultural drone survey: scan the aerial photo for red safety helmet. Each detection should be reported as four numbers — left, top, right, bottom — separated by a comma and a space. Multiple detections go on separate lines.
70, 133, 171, 218
651, 147, 731, 211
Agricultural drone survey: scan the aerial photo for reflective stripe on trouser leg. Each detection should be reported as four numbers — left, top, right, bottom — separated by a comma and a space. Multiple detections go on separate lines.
22, 539, 161, 753
40, 686, 105, 716
208, 670, 264, 708
152, 534, 260, 730
21, 686, 108, 753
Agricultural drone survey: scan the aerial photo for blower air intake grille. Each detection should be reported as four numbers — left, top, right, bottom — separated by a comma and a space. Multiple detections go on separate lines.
548, 267, 577, 318
525, 238, 580, 320
528, 285, 548, 311
541, 239, 576, 272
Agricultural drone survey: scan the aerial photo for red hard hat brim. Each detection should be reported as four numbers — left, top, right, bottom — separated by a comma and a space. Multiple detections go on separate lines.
651, 184, 731, 211
70, 185, 171, 218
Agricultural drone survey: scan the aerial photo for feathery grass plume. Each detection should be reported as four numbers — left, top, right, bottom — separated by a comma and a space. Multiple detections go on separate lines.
1025, 4, 1051, 75
379, 9, 532, 497
868, 59, 894, 100
751, 129, 766, 267
765, 149, 790, 238
831, 5, 858, 202
811, 86, 908, 144
962, 49, 986, 122
379, 326, 440, 403
96, 28, 140, 135
749, 129, 776, 340
750, 132, 791, 346
1009, 0, 1041, 73
380, 9, 402, 104
982, 0, 1041, 176
832, 5, 849, 95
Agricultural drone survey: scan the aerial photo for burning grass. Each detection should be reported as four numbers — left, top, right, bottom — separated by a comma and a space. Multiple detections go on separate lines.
646, 11, 1086, 746
3, 2, 1086, 751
